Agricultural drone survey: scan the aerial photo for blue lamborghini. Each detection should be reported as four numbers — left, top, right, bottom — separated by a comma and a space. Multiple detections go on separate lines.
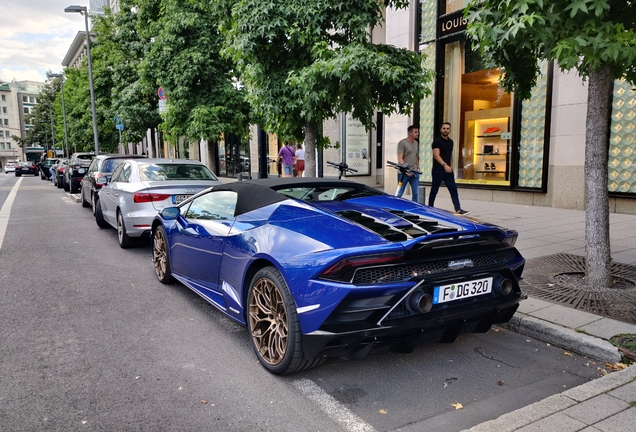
151, 178, 525, 375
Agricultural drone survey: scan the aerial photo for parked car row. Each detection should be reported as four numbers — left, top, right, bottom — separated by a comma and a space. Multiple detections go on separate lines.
56, 156, 527, 375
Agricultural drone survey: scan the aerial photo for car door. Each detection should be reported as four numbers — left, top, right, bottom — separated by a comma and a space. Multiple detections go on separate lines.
170, 190, 237, 298
100, 162, 132, 225
83, 158, 98, 197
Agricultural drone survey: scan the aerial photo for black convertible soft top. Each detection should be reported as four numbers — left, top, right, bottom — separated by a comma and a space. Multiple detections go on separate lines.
212, 177, 382, 217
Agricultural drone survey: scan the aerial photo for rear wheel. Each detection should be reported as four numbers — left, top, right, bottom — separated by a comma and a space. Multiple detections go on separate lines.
91, 193, 98, 216
117, 210, 134, 249
247, 267, 322, 375
81, 187, 90, 207
95, 199, 109, 229
69, 179, 78, 194
63, 177, 69, 192
153, 226, 174, 284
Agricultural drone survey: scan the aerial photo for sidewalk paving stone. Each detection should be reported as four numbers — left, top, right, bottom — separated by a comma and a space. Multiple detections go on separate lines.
579, 319, 636, 340
530, 305, 603, 329
592, 408, 636, 432
560, 394, 629, 425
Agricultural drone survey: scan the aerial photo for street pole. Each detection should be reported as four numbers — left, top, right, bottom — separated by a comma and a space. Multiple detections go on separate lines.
65, 5, 99, 155
49, 73, 70, 158
44, 103, 55, 155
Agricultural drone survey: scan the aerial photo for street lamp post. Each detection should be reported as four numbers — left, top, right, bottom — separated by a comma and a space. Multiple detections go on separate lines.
64, 4, 99, 155
43, 103, 55, 154
48, 73, 70, 158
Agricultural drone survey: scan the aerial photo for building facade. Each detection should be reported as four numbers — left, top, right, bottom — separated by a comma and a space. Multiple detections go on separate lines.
0, 81, 45, 167
374, 0, 636, 214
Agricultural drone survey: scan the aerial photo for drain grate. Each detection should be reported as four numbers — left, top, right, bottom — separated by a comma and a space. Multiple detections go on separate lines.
519, 253, 636, 324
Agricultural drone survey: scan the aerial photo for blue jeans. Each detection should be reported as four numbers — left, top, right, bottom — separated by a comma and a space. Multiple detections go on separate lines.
49, 167, 55, 181
428, 170, 462, 211
396, 172, 420, 202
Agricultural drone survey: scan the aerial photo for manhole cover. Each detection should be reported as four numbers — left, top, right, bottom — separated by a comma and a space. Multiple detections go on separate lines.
519, 253, 636, 324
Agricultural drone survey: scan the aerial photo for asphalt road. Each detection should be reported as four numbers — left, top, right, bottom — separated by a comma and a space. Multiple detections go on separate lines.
0, 174, 601, 432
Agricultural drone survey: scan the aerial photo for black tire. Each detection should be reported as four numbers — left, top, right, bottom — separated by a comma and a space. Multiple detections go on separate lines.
247, 267, 323, 375
70, 179, 79, 194
81, 187, 90, 208
95, 199, 109, 229
117, 210, 134, 248
15, 172, 21, 177
153, 226, 175, 284
91, 193, 98, 216
63, 177, 69, 192
56, 175, 63, 188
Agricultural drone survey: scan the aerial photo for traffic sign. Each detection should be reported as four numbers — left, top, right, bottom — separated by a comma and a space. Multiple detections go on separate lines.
158, 87, 167, 100
115, 123, 124, 131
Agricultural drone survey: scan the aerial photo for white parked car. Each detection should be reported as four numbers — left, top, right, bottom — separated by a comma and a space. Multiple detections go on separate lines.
4, 162, 16, 173
95, 158, 222, 248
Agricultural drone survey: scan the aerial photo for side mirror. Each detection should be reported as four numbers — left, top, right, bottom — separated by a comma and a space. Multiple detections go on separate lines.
161, 207, 181, 220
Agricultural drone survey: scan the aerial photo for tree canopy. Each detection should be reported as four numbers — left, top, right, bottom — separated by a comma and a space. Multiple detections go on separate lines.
466, 0, 636, 288
217, 0, 434, 176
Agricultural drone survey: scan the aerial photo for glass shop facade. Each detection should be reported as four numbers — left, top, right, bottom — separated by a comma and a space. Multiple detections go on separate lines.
413, 0, 636, 205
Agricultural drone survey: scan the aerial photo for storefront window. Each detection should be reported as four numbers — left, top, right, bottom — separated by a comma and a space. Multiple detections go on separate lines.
518, 61, 549, 189
445, 0, 469, 14
442, 39, 513, 186
609, 79, 636, 194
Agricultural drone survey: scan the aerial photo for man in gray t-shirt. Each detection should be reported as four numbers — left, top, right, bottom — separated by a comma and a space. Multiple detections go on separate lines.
396, 125, 420, 202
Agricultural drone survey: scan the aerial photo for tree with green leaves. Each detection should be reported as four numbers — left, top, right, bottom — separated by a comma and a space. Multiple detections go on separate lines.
94, 1, 163, 151
139, 0, 250, 147
13, 78, 60, 152
466, 0, 636, 288
217, 0, 434, 177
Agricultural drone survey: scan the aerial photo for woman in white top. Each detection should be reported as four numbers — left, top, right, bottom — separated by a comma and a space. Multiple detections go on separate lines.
294, 143, 305, 177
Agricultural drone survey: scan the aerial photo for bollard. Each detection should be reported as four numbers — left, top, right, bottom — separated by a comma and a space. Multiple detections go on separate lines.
417, 186, 426, 204
238, 172, 243, 181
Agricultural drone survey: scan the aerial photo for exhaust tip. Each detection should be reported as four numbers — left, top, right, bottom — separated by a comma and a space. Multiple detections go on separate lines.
498, 278, 513, 296
409, 292, 433, 314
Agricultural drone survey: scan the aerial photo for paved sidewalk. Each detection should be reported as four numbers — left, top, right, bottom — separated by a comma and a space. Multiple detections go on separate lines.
434, 196, 636, 432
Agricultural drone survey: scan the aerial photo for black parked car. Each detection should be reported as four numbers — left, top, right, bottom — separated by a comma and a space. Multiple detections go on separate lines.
64, 152, 95, 193
15, 161, 38, 177
80, 154, 146, 213
39, 158, 60, 180
53, 159, 68, 188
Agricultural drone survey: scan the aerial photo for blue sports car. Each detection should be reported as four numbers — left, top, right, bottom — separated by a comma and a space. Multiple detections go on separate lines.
151, 178, 525, 375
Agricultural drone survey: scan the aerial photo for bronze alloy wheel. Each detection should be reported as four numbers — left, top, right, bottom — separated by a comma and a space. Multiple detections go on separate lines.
153, 226, 174, 284
246, 267, 325, 374
249, 276, 289, 366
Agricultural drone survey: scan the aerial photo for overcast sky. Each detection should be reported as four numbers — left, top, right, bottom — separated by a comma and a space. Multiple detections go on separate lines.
0, 0, 91, 83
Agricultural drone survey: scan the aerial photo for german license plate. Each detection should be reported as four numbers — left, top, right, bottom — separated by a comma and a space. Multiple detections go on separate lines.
433, 277, 492, 304
173, 194, 192, 204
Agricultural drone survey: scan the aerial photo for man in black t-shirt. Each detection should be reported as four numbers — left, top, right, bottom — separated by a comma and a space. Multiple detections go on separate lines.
429, 122, 470, 215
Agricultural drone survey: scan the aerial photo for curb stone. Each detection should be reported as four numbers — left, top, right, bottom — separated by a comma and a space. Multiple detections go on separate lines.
461, 365, 636, 432
501, 314, 622, 363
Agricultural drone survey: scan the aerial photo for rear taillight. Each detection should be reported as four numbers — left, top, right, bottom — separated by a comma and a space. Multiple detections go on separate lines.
58, 167, 65, 172
321, 252, 404, 281
95, 173, 107, 186
133, 192, 171, 203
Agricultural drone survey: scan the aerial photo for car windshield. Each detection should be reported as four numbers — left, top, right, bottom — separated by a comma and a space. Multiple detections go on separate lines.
275, 186, 380, 202
139, 163, 218, 181
42, 160, 57, 167
76, 154, 94, 160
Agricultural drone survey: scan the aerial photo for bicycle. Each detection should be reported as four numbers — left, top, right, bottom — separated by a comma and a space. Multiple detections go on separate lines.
386, 160, 422, 196
326, 161, 358, 179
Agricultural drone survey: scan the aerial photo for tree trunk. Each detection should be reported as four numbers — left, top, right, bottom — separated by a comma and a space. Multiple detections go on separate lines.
304, 120, 318, 178
584, 64, 612, 288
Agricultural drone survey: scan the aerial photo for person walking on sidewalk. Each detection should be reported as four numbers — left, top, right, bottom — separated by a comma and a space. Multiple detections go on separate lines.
428, 122, 470, 215
396, 125, 421, 202
278, 142, 296, 178
294, 143, 305, 177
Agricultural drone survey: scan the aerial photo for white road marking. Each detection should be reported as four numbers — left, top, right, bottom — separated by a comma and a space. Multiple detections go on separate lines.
292, 378, 376, 432
0, 178, 23, 251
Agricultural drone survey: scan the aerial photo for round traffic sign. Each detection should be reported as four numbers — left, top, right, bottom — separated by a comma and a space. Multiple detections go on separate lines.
158, 87, 167, 100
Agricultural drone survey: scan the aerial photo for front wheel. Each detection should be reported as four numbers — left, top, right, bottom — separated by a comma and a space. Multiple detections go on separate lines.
153, 226, 174, 284
247, 267, 322, 375
70, 180, 78, 194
